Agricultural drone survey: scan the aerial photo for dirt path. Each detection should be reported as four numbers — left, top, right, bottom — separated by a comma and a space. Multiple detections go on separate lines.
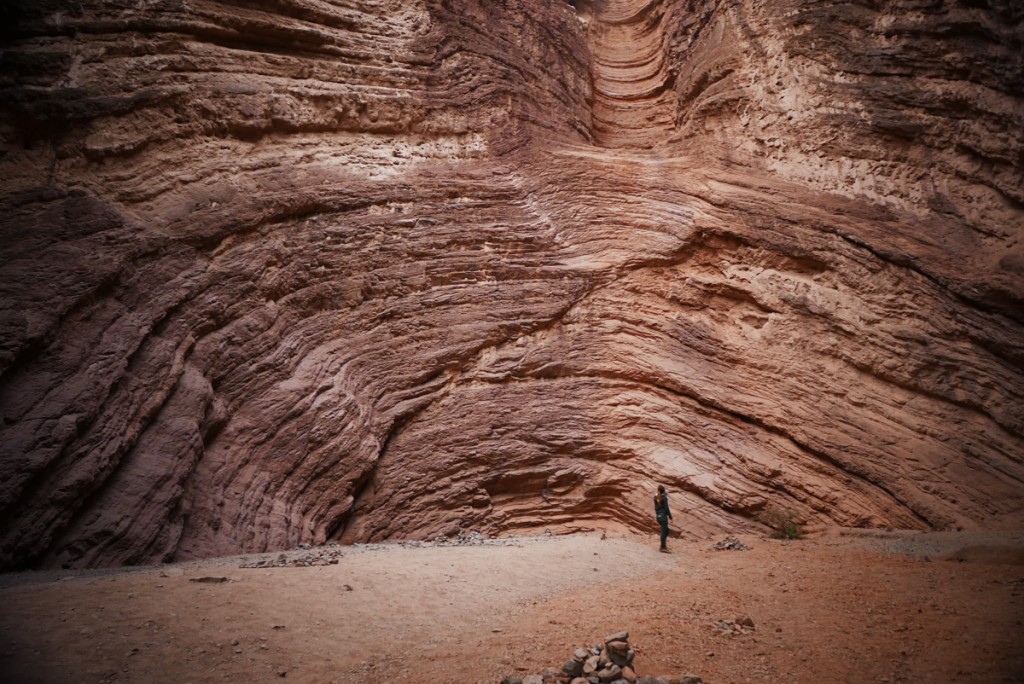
1, 530, 1022, 683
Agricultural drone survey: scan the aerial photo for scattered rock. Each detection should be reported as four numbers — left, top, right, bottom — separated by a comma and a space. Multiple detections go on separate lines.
433, 529, 489, 546
715, 616, 756, 636
240, 547, 344, 568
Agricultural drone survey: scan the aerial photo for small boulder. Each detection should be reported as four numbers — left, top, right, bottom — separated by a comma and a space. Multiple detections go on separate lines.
563, 659, 583, 677
606, 640, 629, 654
608, 651, 629, 667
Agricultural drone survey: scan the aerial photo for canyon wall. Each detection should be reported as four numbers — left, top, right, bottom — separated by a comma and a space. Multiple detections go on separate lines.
1, 0, 1022, 569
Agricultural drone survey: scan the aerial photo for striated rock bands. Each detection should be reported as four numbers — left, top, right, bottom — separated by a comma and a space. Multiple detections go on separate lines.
0, 0, 1022, 569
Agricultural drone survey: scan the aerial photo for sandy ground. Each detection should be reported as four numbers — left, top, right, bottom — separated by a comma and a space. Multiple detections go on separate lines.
1, 529, 1023, 684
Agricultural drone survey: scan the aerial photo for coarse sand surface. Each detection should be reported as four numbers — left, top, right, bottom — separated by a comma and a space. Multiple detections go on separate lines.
1, 528, 1022, 683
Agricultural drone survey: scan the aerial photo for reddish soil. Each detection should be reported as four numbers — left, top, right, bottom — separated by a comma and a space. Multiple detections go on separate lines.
1, 529, 1022, 683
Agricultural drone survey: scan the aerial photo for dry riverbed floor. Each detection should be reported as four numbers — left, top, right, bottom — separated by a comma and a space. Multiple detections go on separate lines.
1, 529, 1022, 683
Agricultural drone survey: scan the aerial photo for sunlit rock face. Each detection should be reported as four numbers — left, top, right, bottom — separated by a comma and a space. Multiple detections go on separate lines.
0, 0, 1021, 569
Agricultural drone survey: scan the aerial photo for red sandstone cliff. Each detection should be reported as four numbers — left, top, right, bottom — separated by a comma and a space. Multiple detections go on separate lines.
0, 0, 1022, 569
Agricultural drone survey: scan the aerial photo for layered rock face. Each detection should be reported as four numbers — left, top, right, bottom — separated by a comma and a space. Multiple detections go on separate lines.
1, 0, 1021, 569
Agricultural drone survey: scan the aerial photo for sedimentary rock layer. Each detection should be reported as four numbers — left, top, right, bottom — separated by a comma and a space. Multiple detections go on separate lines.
0, 0, 1021, 569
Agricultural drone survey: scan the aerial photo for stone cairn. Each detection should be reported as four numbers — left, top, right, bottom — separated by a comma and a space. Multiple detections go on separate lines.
711, 536, 750, 551
500, 631, 703, 684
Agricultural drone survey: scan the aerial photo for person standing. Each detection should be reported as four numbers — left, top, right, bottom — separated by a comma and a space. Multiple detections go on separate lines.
654, 484, 672, 552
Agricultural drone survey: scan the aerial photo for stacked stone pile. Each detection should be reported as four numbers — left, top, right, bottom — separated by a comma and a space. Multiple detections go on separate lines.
711, 536, 751, 551
500, 631, 703, 684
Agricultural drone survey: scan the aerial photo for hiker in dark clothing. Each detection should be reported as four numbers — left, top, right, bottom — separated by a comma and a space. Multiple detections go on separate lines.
655, 484, 672, 552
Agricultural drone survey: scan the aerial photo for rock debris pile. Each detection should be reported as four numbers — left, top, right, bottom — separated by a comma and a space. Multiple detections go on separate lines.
711, 537, 751, 551
239, 544, 344, 568
396, 529, 521, 549
500, 631, 703, 684
238, 531, 526, 568
432, 529, 489, 546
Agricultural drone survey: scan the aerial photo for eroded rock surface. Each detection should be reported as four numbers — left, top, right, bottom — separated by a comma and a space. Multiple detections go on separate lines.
1, 0, 1022, 569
